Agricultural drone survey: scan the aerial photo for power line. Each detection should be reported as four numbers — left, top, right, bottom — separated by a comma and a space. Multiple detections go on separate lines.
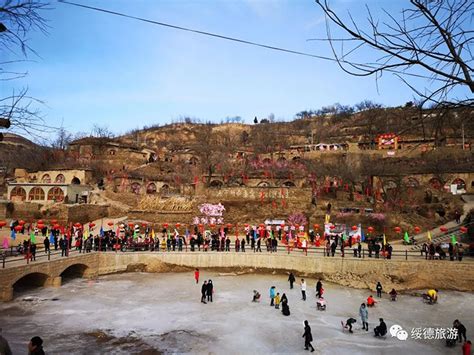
57, 0, 439, 82
56, 0, 343, 62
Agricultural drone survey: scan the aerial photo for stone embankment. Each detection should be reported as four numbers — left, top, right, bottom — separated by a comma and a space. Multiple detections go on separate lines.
98, 253, 474, 293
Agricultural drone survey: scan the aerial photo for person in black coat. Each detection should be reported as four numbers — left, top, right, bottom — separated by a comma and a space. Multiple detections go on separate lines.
43, 237, 50, 254
374, 318, 387, 337
288, 273, 296, 289
316, 280, 323, 298
281, 298, 290, 316
302, 320, 315, 352
206, 279, 213, 302
201, 281, 207, 304
376, 282, 383, 298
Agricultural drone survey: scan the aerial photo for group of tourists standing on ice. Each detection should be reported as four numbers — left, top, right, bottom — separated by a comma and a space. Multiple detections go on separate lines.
193, 269, 470, 353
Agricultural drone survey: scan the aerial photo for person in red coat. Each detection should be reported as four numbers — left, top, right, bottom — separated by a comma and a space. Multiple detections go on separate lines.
194, 268, 200, 284
462, 340, 471, 355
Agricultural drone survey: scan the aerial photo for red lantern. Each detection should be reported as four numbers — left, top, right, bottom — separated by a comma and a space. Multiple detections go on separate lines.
351, 225, 358, 231
440, 226, 448, 233
37, 219, 44, 224
367, 226, 374, 233
51, 219, 58, 224
142, 223, 148, 228
394, 226, 401, 233
313, 224, 320, 231
259, 223, 265, 228
163, 223, 169, 228
226, 223, 232, 228
89, 223, 96, 228
0, 221, 6, 228
198, 223, 203, 228
175, 223, 181, 228
37, 223, 44, 229
19, 220, 25, 226
460, 226, 468, 233
14, 225, 22, 232
74, 222, 82, 228
53, 224, 60, 230
244, 223, 249, 228
329, 225, 336, 230
128, 222, 135, 228
107, 221, 114, 227
414, 226, 421, 233
210, 224, 215, 228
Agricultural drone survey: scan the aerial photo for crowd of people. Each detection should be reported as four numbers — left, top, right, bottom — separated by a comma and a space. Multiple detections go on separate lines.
5, 222, 470, 265
421, 241, 466, 261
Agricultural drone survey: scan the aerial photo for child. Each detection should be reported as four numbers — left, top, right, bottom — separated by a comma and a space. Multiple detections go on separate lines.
367, 295, 376, 307
317, 297, 326, 311
389, 288, 397, 301
274, 292, 281, 309
252, 290, 261, 302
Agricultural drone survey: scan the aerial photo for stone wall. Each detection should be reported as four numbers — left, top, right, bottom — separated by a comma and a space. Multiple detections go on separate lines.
2, 252, 473, 301
2, 201, 43, 220
67, 204, 109, 224
97, 253, 474, 293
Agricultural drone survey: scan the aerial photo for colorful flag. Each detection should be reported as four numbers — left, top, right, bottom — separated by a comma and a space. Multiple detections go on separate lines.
10, 229, 16, 240
2, 237, 9, 249
100, 227, 104, 238
427, 231, 432, 242
49, 232, 54, 243
383, 234, 386, 246
151, 229, 155, 239
451, 234, 457, 244
361, 229, 366, 242
30, 232, 36, 243
133, 230, 138, 239
325, 214, 330, 224
404, 231, 410, 243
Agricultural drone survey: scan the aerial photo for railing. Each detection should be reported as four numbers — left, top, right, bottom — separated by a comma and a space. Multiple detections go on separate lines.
1, 242, 472, 269
412, 221, 474, 250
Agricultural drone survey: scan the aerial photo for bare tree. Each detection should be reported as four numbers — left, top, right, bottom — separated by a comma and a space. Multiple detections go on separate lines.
91, 124, 115, 139
314, 0, 474, 107
50, 126, 72, 150
1, 0, 50, 136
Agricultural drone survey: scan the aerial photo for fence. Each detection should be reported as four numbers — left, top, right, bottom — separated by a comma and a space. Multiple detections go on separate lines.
2, 242, 472, 269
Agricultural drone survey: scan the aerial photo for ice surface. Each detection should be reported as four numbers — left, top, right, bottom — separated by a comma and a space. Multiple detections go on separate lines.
0, 272, 472, 354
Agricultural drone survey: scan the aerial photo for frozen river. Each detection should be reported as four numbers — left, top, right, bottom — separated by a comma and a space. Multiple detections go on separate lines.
0, 271, 472, 354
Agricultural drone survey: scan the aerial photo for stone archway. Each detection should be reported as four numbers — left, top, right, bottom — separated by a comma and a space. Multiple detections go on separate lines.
209, 180, 224, 188
146, 183, 157, 194
12, 272, 50, 296
60, 264, 90, 283
47, 187, 65, 202
452, 178, 466, 190
10, 186, 27, 201
28, 187, 45, 201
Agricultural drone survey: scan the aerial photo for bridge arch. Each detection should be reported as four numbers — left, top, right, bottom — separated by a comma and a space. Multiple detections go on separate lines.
60, 263, 90, 281
12, 272, 50, 296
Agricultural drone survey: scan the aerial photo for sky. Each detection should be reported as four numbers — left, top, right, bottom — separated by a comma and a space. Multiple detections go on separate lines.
1, 0, 470, 138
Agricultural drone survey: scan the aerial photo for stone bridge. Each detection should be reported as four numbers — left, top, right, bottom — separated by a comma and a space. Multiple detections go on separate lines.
1, 252, 473, 301
0, 253, 99, 301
